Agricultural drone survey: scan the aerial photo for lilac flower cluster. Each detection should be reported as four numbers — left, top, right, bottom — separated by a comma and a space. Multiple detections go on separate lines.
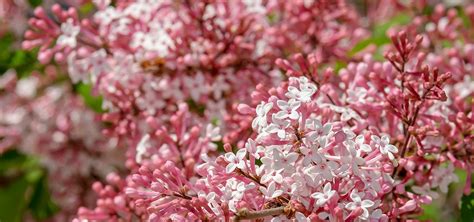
0, 0, 471, 221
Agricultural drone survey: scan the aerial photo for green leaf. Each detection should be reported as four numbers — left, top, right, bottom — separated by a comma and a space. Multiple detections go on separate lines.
75, 83, 105, 113
0, 151, 60, 220
0, 150, 28, 172
333, 61, 347, 73
0, 32, 40, 78
27, 0, 42, 7
349, 39, 373, 56
372, 14, 411, 38
0, 176, 30, 222
186, 99, 206, 116
421, 5, 434, 16
0, 33, 15, 75
10, 51, 27, 68
214, 141, 225, 153
455, 168, 468, 187
458, 7, 473, 28
418, 203, 440, 221
25, 168, 43, 183
461, 190, 474, 222
79, 3, 95, 15
28, 176, 59, 220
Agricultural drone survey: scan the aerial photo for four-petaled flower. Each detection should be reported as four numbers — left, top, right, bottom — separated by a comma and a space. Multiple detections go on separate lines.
260, 169, 284, 184
259, 181, 284, 199
245, 138, 265, 159
286, 77, 317, 102
275, 99, 301, 120
311, 183, 336, 206
225, 149, 247, 173
273, 150, 299, 171
252, 101, 273, 131
314, 158, 338, 180
57, 18, 80, 48
371, 135, 398, 161
266, 115, 291, 139
300, 146, 323, 165
343, 135, 371, 175
345, 190, 375, 220
354, 135, 371, 152
347, 86, 368, 104
306, 119, 333, 147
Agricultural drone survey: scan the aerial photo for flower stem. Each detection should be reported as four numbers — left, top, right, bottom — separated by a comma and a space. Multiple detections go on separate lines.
234, 206, 286, 221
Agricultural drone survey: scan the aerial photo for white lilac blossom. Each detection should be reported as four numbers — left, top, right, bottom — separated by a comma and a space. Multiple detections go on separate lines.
371, 135, 399, 163
56, 18, 80, 48
252, 101, 273, 131
225, 149, 247, 173
345, 190, 375, 220
285, 77, 317, 102
220, 77, 399, 220
135, 134, 151, 163
311, 183, 336, 206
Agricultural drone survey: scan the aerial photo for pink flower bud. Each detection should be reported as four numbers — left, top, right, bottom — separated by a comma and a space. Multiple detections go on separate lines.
399, 200, 417, 214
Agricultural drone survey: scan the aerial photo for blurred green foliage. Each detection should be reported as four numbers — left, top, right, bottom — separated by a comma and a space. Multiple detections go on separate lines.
27, 0, 42, 7
0, 2, 104, 217
460, 172, 474, 222
0, 5, 60, 217
79, 2, 95, 15
0, 150, 59, 221
186, 99, 206, 116
0, 33, 41, 78
74, 83, 105, 113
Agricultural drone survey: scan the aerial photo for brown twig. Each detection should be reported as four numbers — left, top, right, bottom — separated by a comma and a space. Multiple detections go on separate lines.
234, 206, 286, 222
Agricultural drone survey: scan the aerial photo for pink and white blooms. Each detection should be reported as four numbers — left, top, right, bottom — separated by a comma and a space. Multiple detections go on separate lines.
220, 76, 397, 220
0, 0, 471, 221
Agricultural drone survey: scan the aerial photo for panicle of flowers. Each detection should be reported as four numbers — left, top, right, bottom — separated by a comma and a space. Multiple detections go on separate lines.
0, 0, 86, 36
79, 75, 400, 221
337, 26, 473, 216
75, 103, 231, 220
383, 29, 472, 195
22, 0, 372, 144
18, 1, 375, 219
75, 172, 134, 222
265, 0, 368, 62
212, 74, 401, 221
225, 24, 472, 218
22, 3, 87, 64
23, 1, 262, 143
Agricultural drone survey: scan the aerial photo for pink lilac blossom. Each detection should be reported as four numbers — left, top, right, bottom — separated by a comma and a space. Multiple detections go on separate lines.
265, 0, 369, 62
338, 29, 473, 217
8, 0, 474, 221
0, 0, 29, 35
0, 0, 87, 37
22, 0, 371, 147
